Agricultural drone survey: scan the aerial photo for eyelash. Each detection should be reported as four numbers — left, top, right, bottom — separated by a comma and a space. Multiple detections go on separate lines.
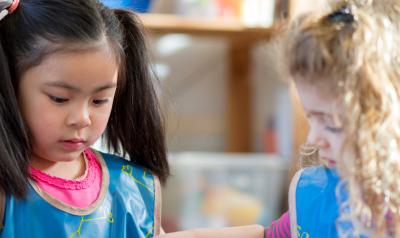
48, 95, 109, 106
92, 99, 109, 105
325, 126, 343, 133
49, 95, 68, 104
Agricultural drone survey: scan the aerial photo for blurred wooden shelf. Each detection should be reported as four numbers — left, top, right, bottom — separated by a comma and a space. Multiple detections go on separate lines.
140, 13, 280, 152
140, 13, 277, 41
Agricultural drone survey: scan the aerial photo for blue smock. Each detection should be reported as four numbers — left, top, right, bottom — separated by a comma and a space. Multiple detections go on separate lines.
0, 151, 161, 238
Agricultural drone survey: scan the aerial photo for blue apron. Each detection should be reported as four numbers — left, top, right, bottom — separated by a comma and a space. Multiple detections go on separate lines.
291, 166, 340, 238
0, 151, 161, 238
289, 166, 371, 238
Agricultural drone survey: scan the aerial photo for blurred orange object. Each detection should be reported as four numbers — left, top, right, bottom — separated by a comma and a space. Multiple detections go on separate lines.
263, 118, 278, 153
215, 0, 242, 18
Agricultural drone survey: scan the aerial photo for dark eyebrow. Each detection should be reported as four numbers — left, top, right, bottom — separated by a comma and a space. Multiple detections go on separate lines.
43, 81, 117, 93
44, 82, 79, 92
93, 84, 117, 93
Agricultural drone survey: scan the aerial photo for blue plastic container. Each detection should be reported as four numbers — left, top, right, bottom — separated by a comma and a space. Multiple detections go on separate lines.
100, 0, 151, 13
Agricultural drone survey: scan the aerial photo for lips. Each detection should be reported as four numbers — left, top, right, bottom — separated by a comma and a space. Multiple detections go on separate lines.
64, 138, 86, 143
60, 138, 87, 151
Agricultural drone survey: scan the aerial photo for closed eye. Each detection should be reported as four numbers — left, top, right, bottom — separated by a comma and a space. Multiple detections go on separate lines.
49, 95, 69, 104
92, 99, 109, 105
325, 126, 343, 133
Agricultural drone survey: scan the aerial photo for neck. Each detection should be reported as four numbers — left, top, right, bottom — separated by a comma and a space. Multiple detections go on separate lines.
30, 153, 86, 180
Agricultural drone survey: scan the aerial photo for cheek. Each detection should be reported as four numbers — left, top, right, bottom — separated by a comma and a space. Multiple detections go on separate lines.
330, 134, 346, 155
27, 111, 63, 144
90, 106, 113, 134
20, 96, 61, 133
92, 113, 110, 127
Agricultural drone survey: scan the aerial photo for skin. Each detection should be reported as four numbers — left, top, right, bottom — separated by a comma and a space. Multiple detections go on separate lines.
295, 80, 346, 167
160, 225, 264, 238
18, 47, 119, 179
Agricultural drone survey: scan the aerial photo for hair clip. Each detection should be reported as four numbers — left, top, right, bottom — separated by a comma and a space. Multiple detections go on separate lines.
327, 6, 355, 24
0, 0, 19, 21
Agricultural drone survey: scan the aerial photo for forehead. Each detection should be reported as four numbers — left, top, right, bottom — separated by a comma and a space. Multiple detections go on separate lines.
294, 79, 341, 115
20, 47, 119, 91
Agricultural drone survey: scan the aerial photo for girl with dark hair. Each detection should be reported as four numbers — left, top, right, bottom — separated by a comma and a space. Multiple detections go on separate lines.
0, 1, 266, 237
0, 0, 169, 236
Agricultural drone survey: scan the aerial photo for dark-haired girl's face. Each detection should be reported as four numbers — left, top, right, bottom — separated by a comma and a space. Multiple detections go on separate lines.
17, 48, 118, 172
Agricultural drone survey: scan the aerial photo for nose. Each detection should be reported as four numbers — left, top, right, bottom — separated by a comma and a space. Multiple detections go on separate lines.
66, 103, 91, 129
307, 126, 329, 149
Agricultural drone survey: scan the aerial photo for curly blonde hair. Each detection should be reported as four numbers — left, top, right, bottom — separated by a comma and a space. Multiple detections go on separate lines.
286, 0, 400, 236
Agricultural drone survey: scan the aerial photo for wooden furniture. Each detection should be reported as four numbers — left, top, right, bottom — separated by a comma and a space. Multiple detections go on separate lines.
140, 13, 278, 152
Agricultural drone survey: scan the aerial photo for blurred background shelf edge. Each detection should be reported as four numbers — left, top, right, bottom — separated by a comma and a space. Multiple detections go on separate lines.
139, 13, 279, 38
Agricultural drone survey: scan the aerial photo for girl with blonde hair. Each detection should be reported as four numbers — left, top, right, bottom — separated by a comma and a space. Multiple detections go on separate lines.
286, 0, 400, 237
164, 0, 400, 237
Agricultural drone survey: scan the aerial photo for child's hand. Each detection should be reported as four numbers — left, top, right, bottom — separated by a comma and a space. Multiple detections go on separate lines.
160, 224, 264, 238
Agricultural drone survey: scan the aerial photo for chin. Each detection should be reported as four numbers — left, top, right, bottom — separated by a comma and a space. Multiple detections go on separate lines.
56, 150, 85, 162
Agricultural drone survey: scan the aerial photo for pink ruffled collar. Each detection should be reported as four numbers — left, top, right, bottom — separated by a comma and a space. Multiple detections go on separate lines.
29, 149, 98, 190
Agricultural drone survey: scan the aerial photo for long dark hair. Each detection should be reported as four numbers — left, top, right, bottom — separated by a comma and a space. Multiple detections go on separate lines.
0, 0, 169, 197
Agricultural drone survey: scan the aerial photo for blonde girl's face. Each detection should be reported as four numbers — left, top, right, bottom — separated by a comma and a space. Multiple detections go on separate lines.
18, 47, 119, 165
295, 80, 346, 168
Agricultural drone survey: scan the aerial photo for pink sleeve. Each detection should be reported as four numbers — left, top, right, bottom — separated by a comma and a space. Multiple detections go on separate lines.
265, 211, 291, 238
